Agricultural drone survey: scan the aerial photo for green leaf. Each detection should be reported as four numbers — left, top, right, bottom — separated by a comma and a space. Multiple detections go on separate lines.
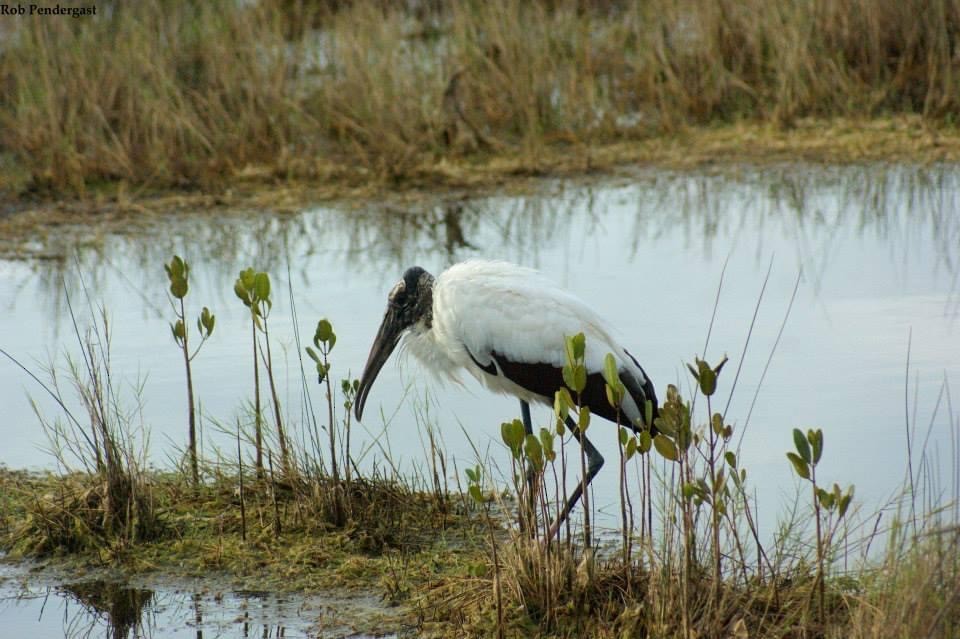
571, 332, 586, 360
605, 385, 617, 409
539, 428, 556, 462
839, 486, 854, 518
712, 412, 724, 435
524, 434, 544, 472
574, 365, 587, 393
239, 267, 256, 291
578, 406, 591, 433
562, 364, 575, 391
199, 307, 215, 336
625, 437, 637, 460
644, 400, 654, 428
786, 452, 810, 479
468, 485, 484, 504
166, 255, 185, 279
697, 362, 717, 396
619, 427, 629, 447
653, 434, 678, 461
666, 384, 678, 403
563, 336, 576, 367
817, 488, 834, 509
234, 279, 249, 304
315, 318, 335, 346
254, 272, 271, 301
173, 319, 185, 340
809, 428, 823, 464
602, 353, 619, 387
305, 346, 319, 363
554, 387, 571, 420
465, 467, 478, 483
639, 430, 652, 453
713, 355, 728, 376
793, 428, 812, 464
501, 420, 525, 458
724, 451, 737, 468
170, 277, 188, 299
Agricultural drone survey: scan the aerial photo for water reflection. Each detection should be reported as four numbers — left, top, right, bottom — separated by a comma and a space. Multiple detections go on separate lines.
7, 164, 958, 313
60, 580, 153, 639
0, 573, 396, 638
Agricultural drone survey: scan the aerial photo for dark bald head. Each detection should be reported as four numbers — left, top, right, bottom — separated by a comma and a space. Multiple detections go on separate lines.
356, 266, 435, 420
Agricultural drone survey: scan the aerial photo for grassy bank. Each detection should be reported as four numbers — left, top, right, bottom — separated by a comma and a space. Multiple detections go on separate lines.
0, 467, 484, 596
1, 0, 959, 199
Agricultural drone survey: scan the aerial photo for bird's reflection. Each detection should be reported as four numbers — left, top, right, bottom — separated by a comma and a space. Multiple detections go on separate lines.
59, 580, 153, 639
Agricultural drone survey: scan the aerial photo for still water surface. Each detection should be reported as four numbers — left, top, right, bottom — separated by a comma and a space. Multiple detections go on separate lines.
0, 562, 397, 638
1, 163, 958, 544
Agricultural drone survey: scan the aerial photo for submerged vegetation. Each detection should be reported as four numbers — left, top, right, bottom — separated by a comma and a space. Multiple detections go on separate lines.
1, 0, 959, 198
0, 255, 957, 638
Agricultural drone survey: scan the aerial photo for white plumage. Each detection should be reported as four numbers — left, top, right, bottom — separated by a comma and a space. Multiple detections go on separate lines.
403, 260, 652, 426
355, 258, 658, 539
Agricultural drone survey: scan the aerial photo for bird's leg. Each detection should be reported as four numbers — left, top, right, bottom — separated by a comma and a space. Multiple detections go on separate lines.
518, 400, 537, 535
546, 414, 604, 543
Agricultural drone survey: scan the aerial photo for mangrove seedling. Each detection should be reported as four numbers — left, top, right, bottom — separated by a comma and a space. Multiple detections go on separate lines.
306, 319, 339, 480
165, 255, 215, 485
787, 427, 855, 623
235, 267, 289, 477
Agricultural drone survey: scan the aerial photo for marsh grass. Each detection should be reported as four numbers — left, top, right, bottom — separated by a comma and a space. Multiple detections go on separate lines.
1, 0, 958, 195
0, 298, 162, 556
426, 383, 958, 638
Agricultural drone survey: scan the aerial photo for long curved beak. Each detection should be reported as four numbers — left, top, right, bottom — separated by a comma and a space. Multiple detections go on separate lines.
355, 306, 403, 421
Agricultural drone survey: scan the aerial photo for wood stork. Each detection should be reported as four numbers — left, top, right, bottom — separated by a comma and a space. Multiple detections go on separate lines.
355, 259, 658, 537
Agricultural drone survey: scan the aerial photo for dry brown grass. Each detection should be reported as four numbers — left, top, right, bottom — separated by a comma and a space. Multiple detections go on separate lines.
841, 525, 960, 639
1, 0, 958, 196
0, 1, 310, 193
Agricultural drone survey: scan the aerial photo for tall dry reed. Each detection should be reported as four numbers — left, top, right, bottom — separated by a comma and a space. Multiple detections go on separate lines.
1, 0, 957, 194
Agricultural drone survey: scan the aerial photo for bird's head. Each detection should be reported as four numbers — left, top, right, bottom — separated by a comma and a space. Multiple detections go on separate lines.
355, 266, 434, 420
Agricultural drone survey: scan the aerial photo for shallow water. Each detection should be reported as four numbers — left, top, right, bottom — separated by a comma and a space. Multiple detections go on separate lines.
1, 163, 958, 540
0, 562, 399, 639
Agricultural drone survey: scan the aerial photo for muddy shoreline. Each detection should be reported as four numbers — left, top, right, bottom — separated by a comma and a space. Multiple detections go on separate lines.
2, 117, 956, 259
